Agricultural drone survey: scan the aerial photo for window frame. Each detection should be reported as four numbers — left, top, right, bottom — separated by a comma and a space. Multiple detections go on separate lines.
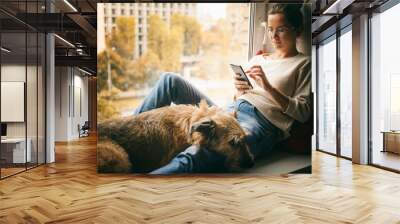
368, 0, 400, 173
315, 23, 353, 161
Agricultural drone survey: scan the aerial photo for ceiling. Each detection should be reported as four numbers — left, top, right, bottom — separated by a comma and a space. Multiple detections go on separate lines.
0, 0, 97, 74
311, 0, 390, 43
0, 0, 393, 75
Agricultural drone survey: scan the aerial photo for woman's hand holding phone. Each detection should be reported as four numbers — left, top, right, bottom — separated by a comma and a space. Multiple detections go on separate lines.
246, 65, 273, 91
234, 74, 251, 98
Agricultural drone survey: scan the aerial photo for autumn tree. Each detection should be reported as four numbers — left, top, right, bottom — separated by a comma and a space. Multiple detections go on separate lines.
109, 16, 136, 60
97, 51, 108, 93
162, 27, 183, 71
147, 14, 183, 72
171, 13, 202, 56
97, 90, 120, 121
197, 18, 233, 79
147, 15, 168, 60
103, 16, 139, 91
201, 18, 232, 55
131, 49, 162, 86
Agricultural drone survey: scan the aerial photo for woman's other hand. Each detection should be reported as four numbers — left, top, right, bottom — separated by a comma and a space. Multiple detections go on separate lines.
234, 74, 251, 98
246, 65, 273, 91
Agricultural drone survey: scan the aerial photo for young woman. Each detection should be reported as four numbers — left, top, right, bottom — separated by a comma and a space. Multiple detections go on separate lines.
133, 4, 311, 174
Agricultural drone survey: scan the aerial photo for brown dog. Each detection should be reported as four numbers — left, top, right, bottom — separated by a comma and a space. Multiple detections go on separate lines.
97, 100, 254, 173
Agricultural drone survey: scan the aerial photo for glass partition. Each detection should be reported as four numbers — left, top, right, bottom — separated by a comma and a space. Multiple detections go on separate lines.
27, 30, 38, 169
339, 27, 352, 158
317, 35, 337, 155
1, 31, 28, 178
0, 1, 46, 179
371, 3, 400, 171
38, 32, 45, 165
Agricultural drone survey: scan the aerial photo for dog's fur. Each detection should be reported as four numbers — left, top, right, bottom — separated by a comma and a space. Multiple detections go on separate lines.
97, 100, 254, 173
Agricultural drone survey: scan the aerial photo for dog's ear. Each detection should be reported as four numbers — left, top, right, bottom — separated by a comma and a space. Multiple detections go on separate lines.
190, 118, 216, 138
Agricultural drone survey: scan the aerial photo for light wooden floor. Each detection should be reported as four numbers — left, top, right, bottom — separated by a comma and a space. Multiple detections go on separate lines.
0, 167, 26, 178
0, 135, 400, 224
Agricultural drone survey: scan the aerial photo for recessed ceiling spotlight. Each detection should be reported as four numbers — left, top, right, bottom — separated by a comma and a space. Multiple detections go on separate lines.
78, 67, 93, 76
63, 0, 78, 12
54, 34, 75, 48
1, 47, 11, 53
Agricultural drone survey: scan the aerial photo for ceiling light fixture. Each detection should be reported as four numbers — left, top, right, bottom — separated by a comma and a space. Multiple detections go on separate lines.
54, 34, 75, 48
1, 47, 11, 53
63, 0, 78, 12
78, 67, 93, 76
323, 0, 341, 14
322, 0, 354, 15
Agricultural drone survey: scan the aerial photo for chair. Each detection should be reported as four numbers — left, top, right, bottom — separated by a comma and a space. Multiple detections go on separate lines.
79, 121, 90, 138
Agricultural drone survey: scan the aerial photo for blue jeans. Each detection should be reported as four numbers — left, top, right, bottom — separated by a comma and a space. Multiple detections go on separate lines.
134, 72, 283, 174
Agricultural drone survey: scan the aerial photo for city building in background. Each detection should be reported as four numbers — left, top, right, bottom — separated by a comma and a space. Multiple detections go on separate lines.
97, 3, 196, 58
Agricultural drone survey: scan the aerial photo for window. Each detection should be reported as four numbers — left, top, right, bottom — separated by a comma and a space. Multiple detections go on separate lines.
97, 3, 250, 115
339, 26, 352, 158
317, 35, 337, 154
1, 7, 46, 179
371, 3, 400, 171
139, 45, 143, 56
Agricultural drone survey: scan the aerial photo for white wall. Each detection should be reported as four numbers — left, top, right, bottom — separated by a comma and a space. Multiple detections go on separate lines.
54, 67, 89, 141
1, 63, 46, 164
55, 67, 69, 141
1, 65, 26, 139
1, 65, 31, 136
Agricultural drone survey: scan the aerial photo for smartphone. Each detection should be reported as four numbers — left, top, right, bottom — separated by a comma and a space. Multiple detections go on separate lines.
230, 64, 253, 88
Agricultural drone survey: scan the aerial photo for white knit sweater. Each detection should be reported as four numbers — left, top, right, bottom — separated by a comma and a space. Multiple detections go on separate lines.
239, 53, 311, 139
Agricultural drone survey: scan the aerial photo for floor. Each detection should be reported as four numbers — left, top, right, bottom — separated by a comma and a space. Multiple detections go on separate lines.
0, 135, 400, 223
0, 167, 25, 177
1, 163, 43, 178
